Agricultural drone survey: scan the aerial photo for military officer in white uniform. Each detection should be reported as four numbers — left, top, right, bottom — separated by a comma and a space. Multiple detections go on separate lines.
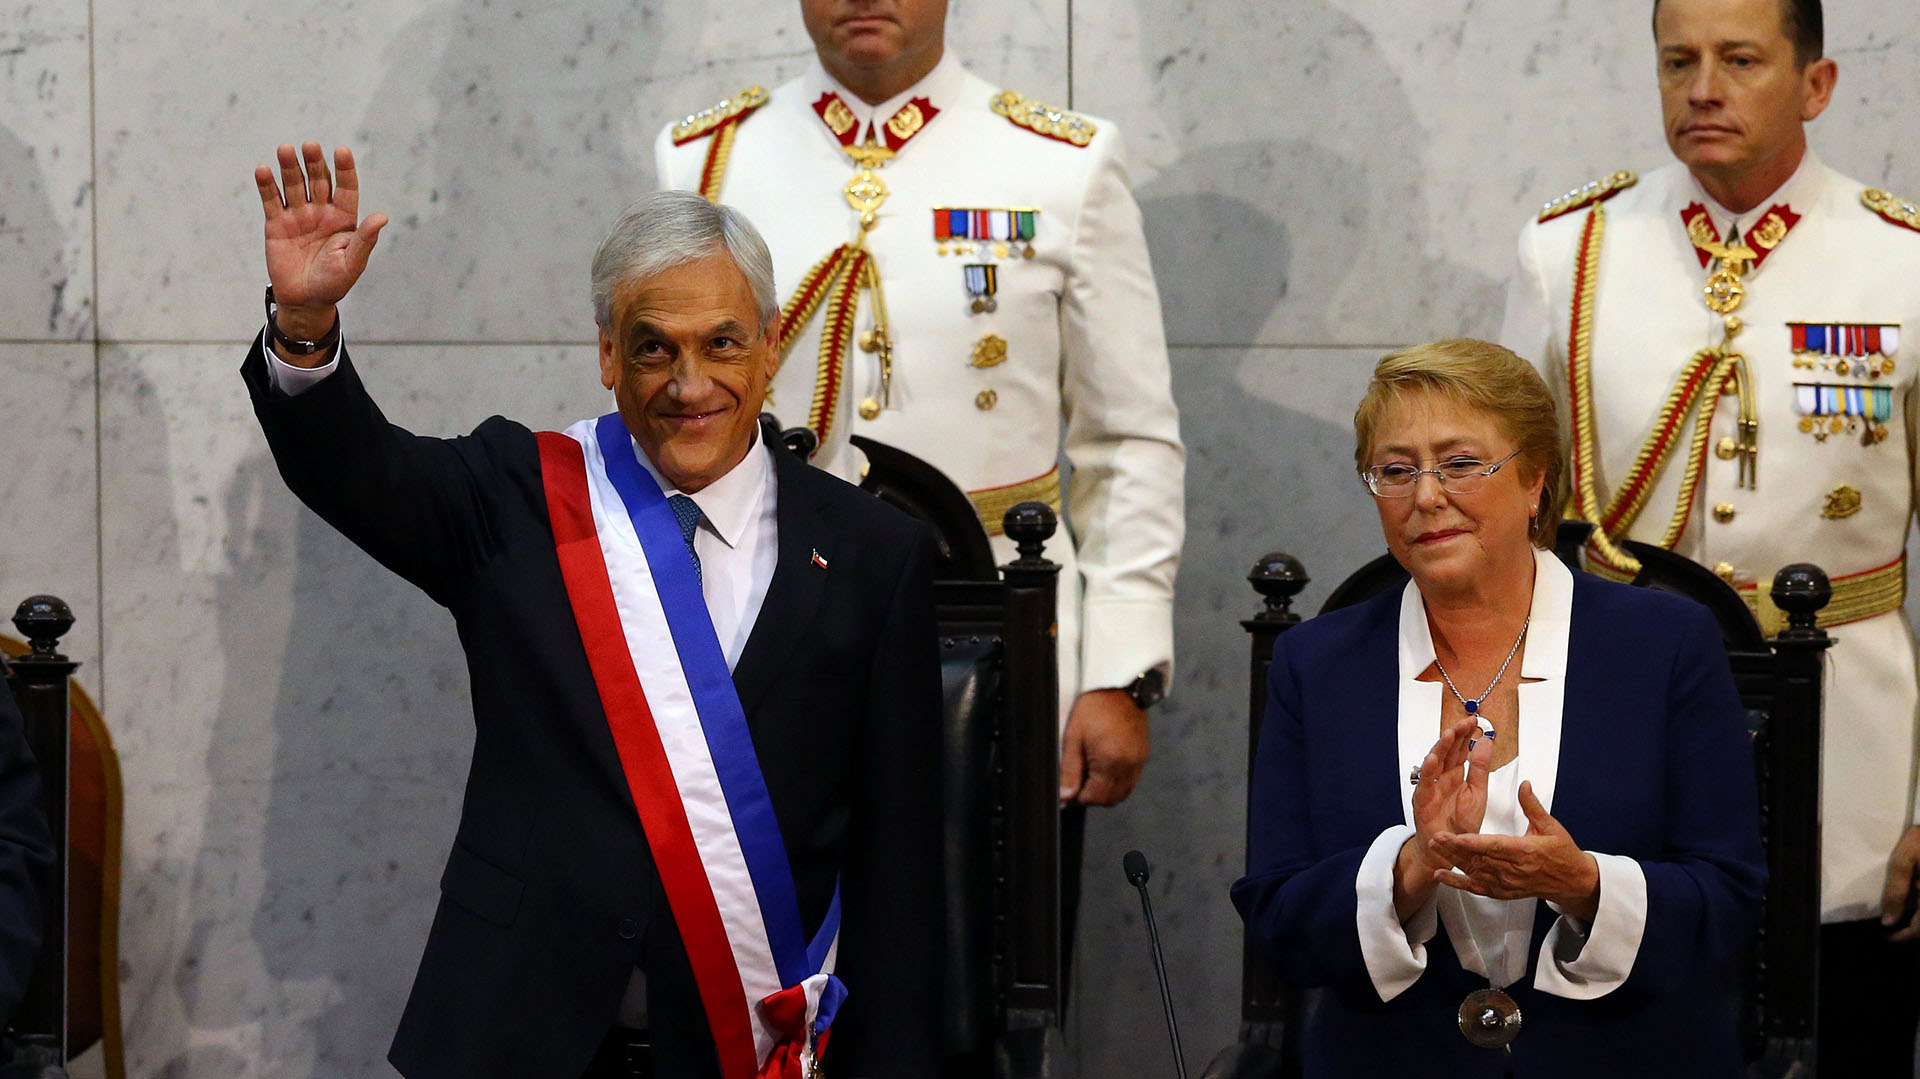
654, 0, 1184, 812
1500, 0, 1920, 1068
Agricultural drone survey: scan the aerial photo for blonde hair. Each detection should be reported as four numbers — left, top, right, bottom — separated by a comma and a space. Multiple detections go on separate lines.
1352, 338, 1565, 549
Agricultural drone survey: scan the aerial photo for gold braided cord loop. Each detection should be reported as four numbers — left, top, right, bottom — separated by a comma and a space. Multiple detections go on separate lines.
1565, 205, 1642, 575
698, 119, 741, 203
1652, 353, 1739, 549
779, 246, 853, 363
1596, 348, 1728, 539
809, 249, 869, 449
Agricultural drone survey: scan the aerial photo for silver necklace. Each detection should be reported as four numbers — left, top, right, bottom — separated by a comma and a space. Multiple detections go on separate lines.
1432, 616, 1530, 721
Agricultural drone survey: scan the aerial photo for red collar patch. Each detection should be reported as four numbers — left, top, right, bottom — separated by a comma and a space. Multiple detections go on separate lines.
812, 93, 940, 152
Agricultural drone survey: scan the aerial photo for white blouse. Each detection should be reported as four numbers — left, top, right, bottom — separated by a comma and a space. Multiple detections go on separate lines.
1354, 550, 1648, 1002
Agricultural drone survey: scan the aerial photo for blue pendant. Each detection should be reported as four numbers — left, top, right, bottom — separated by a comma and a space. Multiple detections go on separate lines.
1464, 699, 1479, 715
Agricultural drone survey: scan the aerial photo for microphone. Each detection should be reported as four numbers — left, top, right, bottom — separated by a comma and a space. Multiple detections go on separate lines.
1123, 850, 1188, 1079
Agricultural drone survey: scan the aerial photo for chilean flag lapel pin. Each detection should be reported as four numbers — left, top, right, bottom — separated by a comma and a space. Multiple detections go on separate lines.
811, 548, 830, 570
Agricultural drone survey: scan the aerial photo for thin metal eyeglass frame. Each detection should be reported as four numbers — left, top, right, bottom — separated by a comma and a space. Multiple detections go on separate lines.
1361, 448, 1524, 498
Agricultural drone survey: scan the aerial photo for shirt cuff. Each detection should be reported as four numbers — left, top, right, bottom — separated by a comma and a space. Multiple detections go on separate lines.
1077, 597, 1174, 693
1532, 852, 1646, 1000
261, 326, 341, 396
1355, 824, 1436, 1002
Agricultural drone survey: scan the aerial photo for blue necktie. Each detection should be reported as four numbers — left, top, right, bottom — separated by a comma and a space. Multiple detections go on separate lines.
667, 494, 703, 586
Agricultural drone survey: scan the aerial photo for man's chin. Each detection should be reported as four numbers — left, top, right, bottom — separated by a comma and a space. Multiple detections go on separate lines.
1673, 138, 1748, 173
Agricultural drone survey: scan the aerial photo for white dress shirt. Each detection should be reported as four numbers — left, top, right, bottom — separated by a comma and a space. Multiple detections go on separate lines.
1352, 550, 1649, 1003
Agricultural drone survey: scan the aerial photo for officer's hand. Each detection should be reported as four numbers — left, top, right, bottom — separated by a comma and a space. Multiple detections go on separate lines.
1058, 689, 1148, 806
253, 142, 388, 354
1881, 826, 1920, 940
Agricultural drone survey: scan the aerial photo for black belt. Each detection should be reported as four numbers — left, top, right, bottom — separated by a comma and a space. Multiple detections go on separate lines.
582, 1025, 652, 1079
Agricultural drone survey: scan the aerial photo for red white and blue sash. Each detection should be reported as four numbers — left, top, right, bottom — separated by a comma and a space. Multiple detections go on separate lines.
537, 413, 845, 1079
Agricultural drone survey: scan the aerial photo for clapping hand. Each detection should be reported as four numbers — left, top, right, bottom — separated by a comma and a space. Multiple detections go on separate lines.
253, 142, 388, 351
1393, 718, 1491, 916
1430, 779, 1601, 923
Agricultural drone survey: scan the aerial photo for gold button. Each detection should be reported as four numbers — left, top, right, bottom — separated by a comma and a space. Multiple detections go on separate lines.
858, 397, 880, 420
1714, 561, 1736, 582
1713, 502, 1736, 523
975, 389, 999, 411
1715, 436, 1738, 460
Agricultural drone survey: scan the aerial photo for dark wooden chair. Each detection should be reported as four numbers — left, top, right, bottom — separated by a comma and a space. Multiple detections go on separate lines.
2, 595, 125, 1079
771, 419, 1068, 1077
1205, 521, 1828, 1078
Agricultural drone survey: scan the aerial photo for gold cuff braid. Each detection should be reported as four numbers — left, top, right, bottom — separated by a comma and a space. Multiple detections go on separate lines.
968, 469, 1062, 536
1738, 556, 1907, 638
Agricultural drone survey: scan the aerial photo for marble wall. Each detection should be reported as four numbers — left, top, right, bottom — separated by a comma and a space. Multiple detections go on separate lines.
4, 1, 1919, 1074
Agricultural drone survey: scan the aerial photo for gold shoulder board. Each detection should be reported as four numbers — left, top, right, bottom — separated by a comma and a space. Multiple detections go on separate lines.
1862, 188, 1920, 234
1537, 170, 1638, 223
670, 85, 770, 146
991, 90, 1096, 147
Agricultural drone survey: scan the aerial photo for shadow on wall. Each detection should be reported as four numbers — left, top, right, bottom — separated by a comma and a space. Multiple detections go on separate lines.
232, 480, 471, 1074
135, 415, 470, 1073
0, 123, 86, 339
352, 4, 670, 343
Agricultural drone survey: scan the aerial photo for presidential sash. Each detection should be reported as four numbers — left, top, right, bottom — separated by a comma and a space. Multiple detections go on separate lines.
537, 414, 844, 1079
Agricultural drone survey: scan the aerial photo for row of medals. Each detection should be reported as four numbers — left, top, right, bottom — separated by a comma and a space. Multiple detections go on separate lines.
1705, 231, 1893, 446
1794, 354, 1896, 443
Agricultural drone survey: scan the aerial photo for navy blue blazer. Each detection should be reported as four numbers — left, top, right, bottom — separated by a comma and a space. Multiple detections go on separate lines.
1231, 569, 1766, 1078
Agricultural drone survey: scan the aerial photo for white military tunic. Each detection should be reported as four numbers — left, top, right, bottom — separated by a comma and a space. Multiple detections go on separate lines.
655, 55, 1185, 722
1501, 155, 1920, 921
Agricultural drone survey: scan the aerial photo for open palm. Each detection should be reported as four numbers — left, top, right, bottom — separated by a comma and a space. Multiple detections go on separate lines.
1412, 719, 1492, 861
254, 142, 388, 320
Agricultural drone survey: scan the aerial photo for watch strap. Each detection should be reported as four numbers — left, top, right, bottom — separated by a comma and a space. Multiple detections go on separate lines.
264, 285, 341, 356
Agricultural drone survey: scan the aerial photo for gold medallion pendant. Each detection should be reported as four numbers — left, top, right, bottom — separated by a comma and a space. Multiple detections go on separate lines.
1702, 267, 1747, 314
1457, 988, 1523, 1049
842, 144, 896, 231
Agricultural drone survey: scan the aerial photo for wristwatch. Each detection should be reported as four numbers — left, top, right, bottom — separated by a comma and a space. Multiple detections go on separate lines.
264, 285, 341, 356
1125, 669, 1166, 711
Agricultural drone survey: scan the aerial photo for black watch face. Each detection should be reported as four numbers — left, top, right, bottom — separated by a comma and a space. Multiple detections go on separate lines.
1129, 670, 1165, 708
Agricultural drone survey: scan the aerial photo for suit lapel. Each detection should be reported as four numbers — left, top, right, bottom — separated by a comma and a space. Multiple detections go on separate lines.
731, 447, 833, 717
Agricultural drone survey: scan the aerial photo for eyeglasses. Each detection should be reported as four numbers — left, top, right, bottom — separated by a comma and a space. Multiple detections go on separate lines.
1361, 449, 1523, 498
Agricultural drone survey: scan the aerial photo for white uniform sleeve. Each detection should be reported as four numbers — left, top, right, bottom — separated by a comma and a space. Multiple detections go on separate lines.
1057, 126, 1185, 693
1907, 380, 1920, 823
1355, 824, 1438, 1002
260, 327, 340, 396
1498, 221, 1557, 381
1531, 851, 1647, 1000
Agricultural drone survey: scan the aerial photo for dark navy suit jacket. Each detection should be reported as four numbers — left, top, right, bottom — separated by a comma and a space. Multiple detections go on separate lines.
1231, 569, 1766, 1078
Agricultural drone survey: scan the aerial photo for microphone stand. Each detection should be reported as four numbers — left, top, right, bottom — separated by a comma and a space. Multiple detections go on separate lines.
1124, 850, 1188, 1079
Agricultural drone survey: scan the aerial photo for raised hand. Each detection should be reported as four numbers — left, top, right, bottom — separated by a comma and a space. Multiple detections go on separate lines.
1430, 779, 1601, 922
1393, 718, 1491, 918
253, 142, 388, 342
